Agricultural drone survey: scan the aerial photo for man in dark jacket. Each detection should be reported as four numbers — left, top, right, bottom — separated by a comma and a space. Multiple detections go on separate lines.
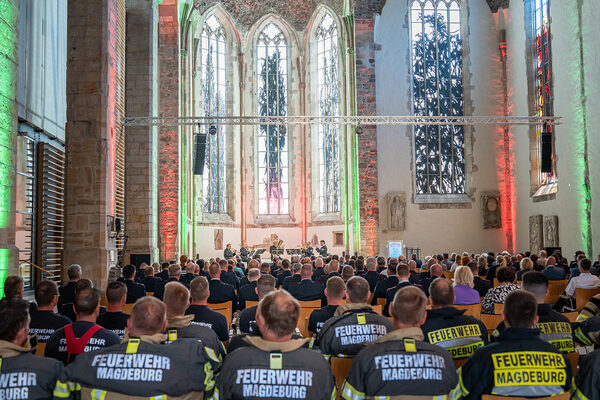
288, 264, 325, 302
318, 259, 342, 285
186, 276, 230, 344
216, 290, 336, 399
308, 276, 345, 336
282, 263, 302, 291
219, 259, 239, 290
421, 278, 488, 360
371, 264, 399, 305
361, 257, 380, 292
141, 265, 162, 292
418, 263, 443, 297
153, 264, 189, 300
207, 262, 237, 311
29, 280, 71, 343
96, 281, 129, 339
383, 264, 417, 317
122, 264, 146, 303
58, 264, 82, 309
237, 268, 260, 310
276, 259, 292, 287
469, 262, 491, 297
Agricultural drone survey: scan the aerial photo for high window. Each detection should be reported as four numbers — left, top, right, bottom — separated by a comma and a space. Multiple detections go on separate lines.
410, 0, 465, 195
316, 13, 340, 214
257, 23, 288, 215
201, 15, 227, 214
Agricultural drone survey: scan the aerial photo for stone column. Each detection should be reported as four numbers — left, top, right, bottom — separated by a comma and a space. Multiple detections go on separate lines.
64, 0, 126, 290
157, 0, 179, 261
124, 0, 159, 265
0, 0, 20, 290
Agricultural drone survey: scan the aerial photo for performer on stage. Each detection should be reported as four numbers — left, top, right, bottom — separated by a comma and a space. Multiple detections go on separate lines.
224, 243, 236, 260
240, 243, 251, 263
317, 240, 328, 257
303, 242, 314, 258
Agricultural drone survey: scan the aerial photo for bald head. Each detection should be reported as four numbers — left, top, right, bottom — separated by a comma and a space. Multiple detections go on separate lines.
430, 264, 443, 277
429, 278, 454, 308
128, 297, 167, 337
163, 282, 190, 316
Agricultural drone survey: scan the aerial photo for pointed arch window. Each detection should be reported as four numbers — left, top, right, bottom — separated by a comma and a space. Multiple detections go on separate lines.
316, 13, 340, 213
410, 0, 465, 195
257, 23, 288, 215
201, 15, 227, 214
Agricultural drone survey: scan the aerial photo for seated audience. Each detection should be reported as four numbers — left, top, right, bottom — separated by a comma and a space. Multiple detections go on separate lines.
312, 257, 325, 282
29, 280, 71, 343
65, 296, 219, 398
163, 281, 224, 361
58, 279, 106, 321
58, 264, 81, 309
542, 256, 566, 280
372, 263, 399, 305
96, 281, 129, 339
207, 262, 237, 311
157, 262, 170, 280
315, 276, 392, 358
421, 278, 488, 360
1, 275, 36, 313
45, 287, 120, 364
219, 259, 239, 290
0, 298, 68, 399
185, 276, 229, 344
216, 290, 336, 399
453, 266, 481, 305
275, 259, 292, 287
153, 264, 189, 301
361, 257, 379, 292
418, 263, 444, 297
566, 258, 600, 298
453, 290, 572, 399
308, 276, 345, 336
468, 261, 491, 297
238, 274, 277, 335
237, 268, 260, 310
342, 265, 354, 282
318, 259, 342, 284
516, 256, 534, 281
141, 265, 162, 292
282, 263, 302, 290
481, 266, 520, 313
288, 264, 325, 302
342, 286, 457, 399
180, 262, 198, 285
384, 263, 415, 316
121, 264, 146, 303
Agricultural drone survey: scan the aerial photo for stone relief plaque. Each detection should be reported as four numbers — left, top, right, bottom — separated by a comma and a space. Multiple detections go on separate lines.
529, 215, 544, 253
481, 191, 501, 229
543, 216, 559, 248
386, 192, 406, 231
214, 229, 223, 250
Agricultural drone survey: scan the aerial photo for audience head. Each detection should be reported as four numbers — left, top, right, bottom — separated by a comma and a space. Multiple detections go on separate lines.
291, 263, 302, 275
259, 262, 271, 274
365, 257, 377, 271
190, 276, 210, 302
301, 264, 313, 279
248, 259, 259, 269
387, 263, 397, 276
163, 282, 190, 317
256, 274, 277, 299
75, 278, 94, 292
325, 276, 346, 302
545, 256, 556, 267
429, 278, 454, 309
455, 255, 463, 266
329, 259, 340, 273
128, 297, 167, 337
521, 271, 548, 303
218, 259, 228, 270
453, 266, 474, 288
168, 264, 182, 278
3, 276, 24, 299
503, 290, 538, 328
122, 264, 136, 280
145, 266, 155, 277
34, 280, 59, 308
208, 262, 220, 278
520, 257, 534, 271
74, 287, 101, 318
256, 290, 300, 340
579, 258, 592, 272
345, 276, 370, 304
180, 255, 189, 265
430, 264, 443, 277
67, 264, 82, 281
315, 258, 324, 268
106, 281, 127, 306
247, 268, 261, 282
342, 265, 354, 281
391, 286, 428, 327
185, 262, 196, 274
396, 264, 409, 280
497, 266, 516, 284
496, 255, 507, 267
0, 298, 30, 346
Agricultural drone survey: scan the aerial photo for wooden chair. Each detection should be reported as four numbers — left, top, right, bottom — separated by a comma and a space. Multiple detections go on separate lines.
455, 304, 481, 320
100, 296, 109, 307
480, 313, 503, 334
35, 343, 46, 357
566, 351, 579, 376
562, 311, 578, 322
493, 303, 504, 314
297, 309, 315, 338
482, 393, 569, 400
367, 292, 373, 304
544, 280, 567, 304
246, 300, 259, 308
443, 271, 454, 280
330, 356, 354, 393
207, 301, 233, 328
298, 300, 321, 308
493, 278, 499, 287
371, 304, 383, 315
575, 287, 600, 311
376, 297, 385, 307
453, 358, 468, 370
146, 292, 154, 297
123, 303, 135, 314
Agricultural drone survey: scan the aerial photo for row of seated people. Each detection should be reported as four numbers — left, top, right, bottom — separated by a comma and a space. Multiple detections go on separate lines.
4, 270, 600, 399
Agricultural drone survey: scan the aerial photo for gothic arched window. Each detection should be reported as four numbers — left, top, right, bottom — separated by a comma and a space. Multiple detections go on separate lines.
410, 0, 465, 195
201, 15, 227, 213
257, 23, 288, 215
316, 12, 340, 213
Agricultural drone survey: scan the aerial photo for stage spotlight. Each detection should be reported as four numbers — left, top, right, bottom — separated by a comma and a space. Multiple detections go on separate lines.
355, 124, 363, 135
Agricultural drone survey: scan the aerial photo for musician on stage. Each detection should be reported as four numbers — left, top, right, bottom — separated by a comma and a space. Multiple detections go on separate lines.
224, 244, 236, 260
240, 243, 251, 263
303, 242, 314, 258
317, 240, 328, 257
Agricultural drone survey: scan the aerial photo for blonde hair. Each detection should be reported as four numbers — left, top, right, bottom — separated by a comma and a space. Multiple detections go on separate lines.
520, 257, 534, 271
496, 255, 507, 267
453, 266, 474, 288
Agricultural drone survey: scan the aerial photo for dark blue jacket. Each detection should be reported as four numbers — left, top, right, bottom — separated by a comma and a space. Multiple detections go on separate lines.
288, 279, 324, 302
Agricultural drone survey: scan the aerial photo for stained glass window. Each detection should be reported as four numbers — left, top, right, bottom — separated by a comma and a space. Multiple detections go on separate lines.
257, 23, 288, 215
410, 0, 465, 195
533, 0, 555, 184
316, 13, 340, 213
201, 15, 227, 213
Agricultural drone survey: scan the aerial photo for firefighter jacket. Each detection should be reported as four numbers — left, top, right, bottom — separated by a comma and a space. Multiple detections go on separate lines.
0, 338, 69, 400
166, 314, 226, 362
64, 333, 219, 399
421, 306, 489, 359
492, 303, 574, 353
451, 328, 572, 400
314, 303, 393, 359
215, 335, 335, 400
571, 347, 600, 400
572, 297, 600, 347
341, 327, 457, 400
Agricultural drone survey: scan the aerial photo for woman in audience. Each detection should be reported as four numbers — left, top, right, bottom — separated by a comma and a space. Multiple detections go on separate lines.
453, 266, 481, 305
516, 257, 534, 281
481, 266, 520, 313
450, 255, 463, 272
477, 255, 488, 276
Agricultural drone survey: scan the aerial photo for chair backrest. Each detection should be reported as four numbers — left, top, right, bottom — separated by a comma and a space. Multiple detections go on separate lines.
297, 308, 315, 338
207, 301, 233, 328
480, 313, 503, 334
566, 351, 579, 376
443, 271, 454, 280
123, 303, 135, 315
100, 296, 108, 307
454, 304, 481, 320
482, 393, 569, 400
371, 305, 383, 315
246, 300, 259, 308
146, 292, 154, 297
453, 358, 468, 370
543, 280, 567, 304
35, 343, 46, 357
298, 300, 321, 308
575, 287, 600, 311
330, 356, 354, 392
493, 278, 499, 287
493, 303, 504, 314
376, 297, 386, 307
562, 311, 578, 323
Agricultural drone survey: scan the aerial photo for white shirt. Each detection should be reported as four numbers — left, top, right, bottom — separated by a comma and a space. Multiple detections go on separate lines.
565, 272, 600, 296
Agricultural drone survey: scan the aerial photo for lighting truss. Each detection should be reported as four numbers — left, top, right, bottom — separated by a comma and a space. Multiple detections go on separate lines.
122, 115, 561, 127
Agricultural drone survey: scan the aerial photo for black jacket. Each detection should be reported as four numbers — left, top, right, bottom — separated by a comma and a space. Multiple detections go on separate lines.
308, 305, 339, 335
573, 347, 600, 400
313, 267, 325, 282
318, 271, 342, 285
185, 304, 230, 342
220, 270, 239, 290
341, 327, 457, 399
208, 279, 237, 311
96, 311, 129, 339
153, 277, 189, 300
141, 276, 162, 292
361, 270, 379, 292
288, 279, 324, 302
473, 276, 492, 297
180, 273, 198, 286
420, 307, 489, 359
276, 269, 292, 287
237, 281, 258, 310
282, 274, 302, 291
217, 336, 335, 400
58, 281, 77, 309
166, 316, 225, 362
372, 276, 399, 305
383, 281, 415, 316
452, 328, 572, 399
124, 279, 146, 304
29, 309, 71, 343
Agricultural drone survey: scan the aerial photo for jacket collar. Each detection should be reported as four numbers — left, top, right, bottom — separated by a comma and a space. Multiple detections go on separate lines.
496, 327, 541, 341
537, 303, 553, 316
243, 335, 308, 352
334, 302, 373, 317
121, 332, 167, 345
427, 306, 465, 318
167, 314, 194, 329
372, 327, 424, 344
0, 337, 34, 358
